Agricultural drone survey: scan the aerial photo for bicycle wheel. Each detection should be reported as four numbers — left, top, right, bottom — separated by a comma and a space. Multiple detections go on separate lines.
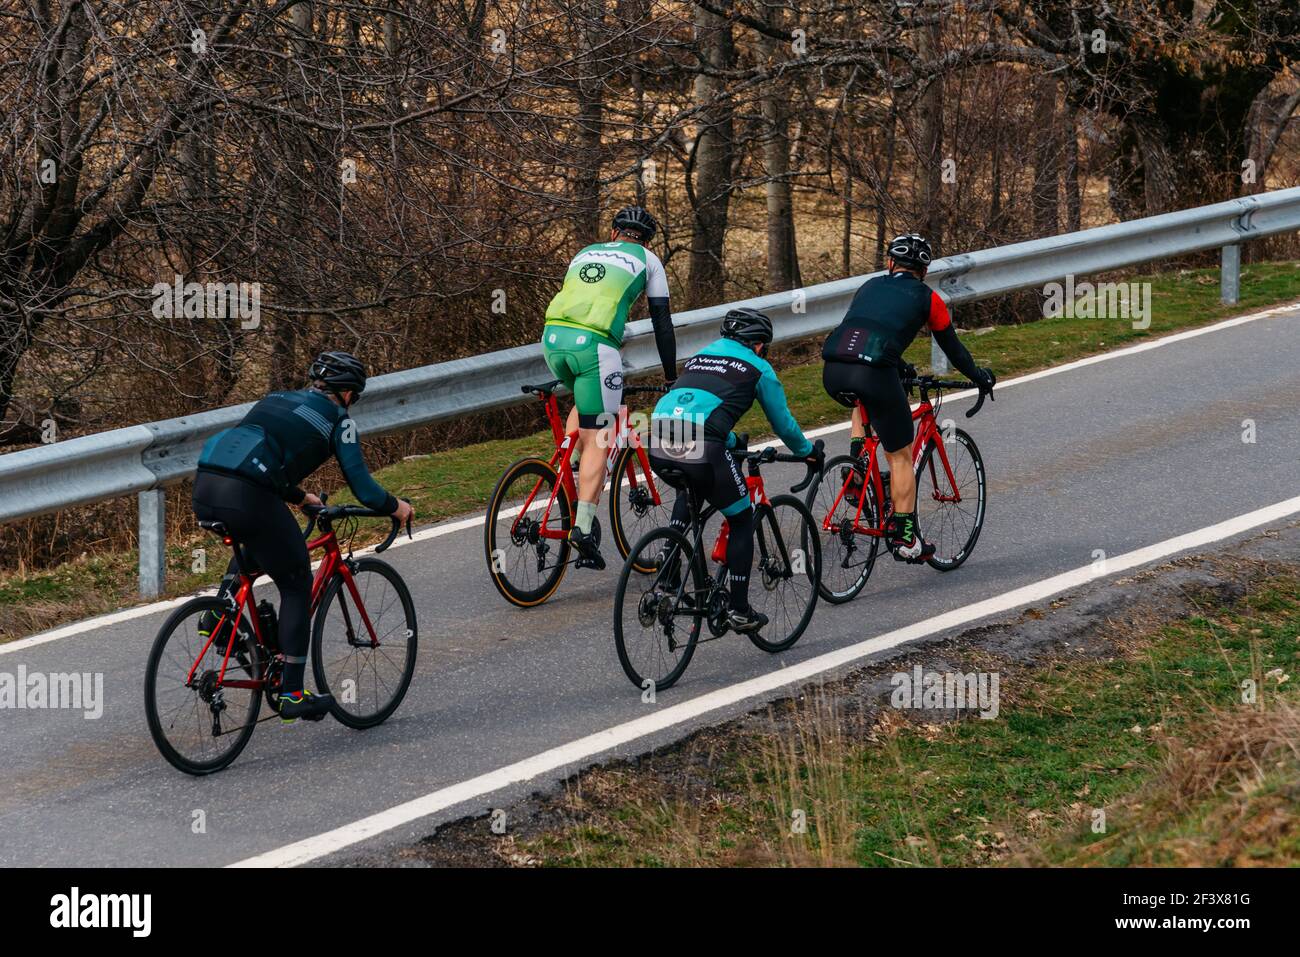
613, 527, 705, 692
747, 494, 821, 653
609, 444, 672, 572
485, 457, 572, 607
804, 453, 880, 603
144, 597, 265, 775
312, 557, 418, 729
916, 428, 986, 570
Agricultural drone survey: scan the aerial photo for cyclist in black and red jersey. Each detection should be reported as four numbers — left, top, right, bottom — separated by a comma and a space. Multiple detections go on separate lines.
821, 233, 995, 562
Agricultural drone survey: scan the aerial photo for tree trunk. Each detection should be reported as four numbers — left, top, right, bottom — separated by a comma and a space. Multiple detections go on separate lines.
1031, 76, 1061, 238
687, 4, 735, 308
1063, 100, 1082, 233
915, 22, 944, 253
871, 100, 898, 271
574, 0, 605, 244
759, 7, 798, 292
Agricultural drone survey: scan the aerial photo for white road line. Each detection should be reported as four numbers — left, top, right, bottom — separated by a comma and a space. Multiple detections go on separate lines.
229, 493, 1300, 868
5, 301, 1295, 657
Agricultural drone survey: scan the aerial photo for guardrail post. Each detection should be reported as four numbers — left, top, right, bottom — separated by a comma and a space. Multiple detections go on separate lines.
1221, 244, 1241, 305
138, 489, 166, 599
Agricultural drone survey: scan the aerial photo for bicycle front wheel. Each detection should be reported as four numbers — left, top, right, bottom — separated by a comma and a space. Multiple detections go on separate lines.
915, 428, 986, 570
312, 557, 418, 729
748, 494, 821, 653
804, 453, 880, 603
144, 597, 265, 775
485, 457, 572, 607
613, 527, 704, 692
609, 444, 672, 571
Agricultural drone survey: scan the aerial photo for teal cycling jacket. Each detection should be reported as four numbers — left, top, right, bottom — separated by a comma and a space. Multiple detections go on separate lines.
197, 389, 396, 513
652, 337, 813, 457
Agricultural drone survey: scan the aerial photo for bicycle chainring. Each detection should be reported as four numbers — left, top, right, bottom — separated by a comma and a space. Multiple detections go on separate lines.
706, 587, 730, 636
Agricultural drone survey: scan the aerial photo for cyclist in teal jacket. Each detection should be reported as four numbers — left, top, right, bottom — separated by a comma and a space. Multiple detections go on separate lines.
192, 351, 413, 722
649, 309, 823, 633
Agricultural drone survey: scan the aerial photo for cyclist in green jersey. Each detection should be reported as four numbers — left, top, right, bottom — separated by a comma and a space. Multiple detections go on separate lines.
541, 205, 677, 569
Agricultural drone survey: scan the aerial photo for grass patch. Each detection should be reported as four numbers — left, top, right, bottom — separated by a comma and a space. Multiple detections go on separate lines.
502, 574, 1300, 867
2, 262, 1298, 642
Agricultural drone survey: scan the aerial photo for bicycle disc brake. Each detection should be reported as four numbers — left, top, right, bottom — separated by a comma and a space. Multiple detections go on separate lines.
627, 485, 654, 517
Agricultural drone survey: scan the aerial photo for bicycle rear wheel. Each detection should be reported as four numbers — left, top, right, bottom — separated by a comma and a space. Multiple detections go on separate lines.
609, 444, 672, 572
485, 457, 572, 606
915, 428, 986, 570
747, 494, 821, 653
144, 597, 265, 775
613, 527, 704, 692
803, 453, 879, 603
312, 557, 418, 729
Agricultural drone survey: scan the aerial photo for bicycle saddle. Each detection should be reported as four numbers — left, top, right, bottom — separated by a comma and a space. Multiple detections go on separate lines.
653, 465, 689, 489
520, 380, 561, 396
198, 520, 230, 537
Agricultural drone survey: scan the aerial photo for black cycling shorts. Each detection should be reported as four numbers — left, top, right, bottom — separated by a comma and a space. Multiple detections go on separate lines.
822, 360, 913, 453
649, 440, 750, 518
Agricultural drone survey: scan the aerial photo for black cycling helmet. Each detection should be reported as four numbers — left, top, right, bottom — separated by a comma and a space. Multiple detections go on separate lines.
720, 307, 774, 346
309, 351, 367, 400
612, 205, 658, 243
887, 233, 933, 271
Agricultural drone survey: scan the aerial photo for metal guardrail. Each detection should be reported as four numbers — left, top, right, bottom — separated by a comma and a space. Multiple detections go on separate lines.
2, 187, 1298, 596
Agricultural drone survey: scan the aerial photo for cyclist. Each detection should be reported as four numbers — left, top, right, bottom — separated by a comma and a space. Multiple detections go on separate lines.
542, 205, 677, 569
191, 351, 415, 722
821, 233, 994, 562
649, 308, 824, 634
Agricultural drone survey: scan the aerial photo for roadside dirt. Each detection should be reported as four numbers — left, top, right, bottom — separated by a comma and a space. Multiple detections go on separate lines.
346, 520, 1300, 867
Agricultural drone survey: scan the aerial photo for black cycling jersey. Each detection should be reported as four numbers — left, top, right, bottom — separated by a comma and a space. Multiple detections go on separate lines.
197, 388, 396, 513
822, 271, 979, 379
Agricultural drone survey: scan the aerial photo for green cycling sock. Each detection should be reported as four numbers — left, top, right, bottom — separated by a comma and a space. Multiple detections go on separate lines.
576, 500, 596, 534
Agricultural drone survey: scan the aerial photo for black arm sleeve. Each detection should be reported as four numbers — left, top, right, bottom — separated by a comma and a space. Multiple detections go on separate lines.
647, 297, 676, 380
933, 325, 980, 381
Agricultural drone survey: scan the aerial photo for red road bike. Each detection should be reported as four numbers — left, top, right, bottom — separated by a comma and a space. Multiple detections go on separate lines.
484, 379, 667, 606
144, 498, 416, 774
804, 373, 991, 603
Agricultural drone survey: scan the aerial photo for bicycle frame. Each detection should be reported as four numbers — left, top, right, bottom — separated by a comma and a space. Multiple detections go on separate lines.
709, 472, 771, 563
822, 396, 963, 538
511, 390, 663, 544
185, 527, 381, 692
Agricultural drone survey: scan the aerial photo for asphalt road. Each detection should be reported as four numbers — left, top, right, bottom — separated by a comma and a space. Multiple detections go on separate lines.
2, 307, 1298, 866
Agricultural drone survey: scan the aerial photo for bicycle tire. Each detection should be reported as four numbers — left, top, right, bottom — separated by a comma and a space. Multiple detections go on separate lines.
484, 457, 572, 607
804, 453, 880, 603
613, 526, 704, 692
747, 494, 821, 653
609, 444, 671, 572
916, 428, 986, 571
311, 557, 418, 729
144, 596, 264, 775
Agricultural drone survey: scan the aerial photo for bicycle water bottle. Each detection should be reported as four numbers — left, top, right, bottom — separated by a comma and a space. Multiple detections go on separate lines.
256, 600, 279, 650
712, 520, 731, 564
